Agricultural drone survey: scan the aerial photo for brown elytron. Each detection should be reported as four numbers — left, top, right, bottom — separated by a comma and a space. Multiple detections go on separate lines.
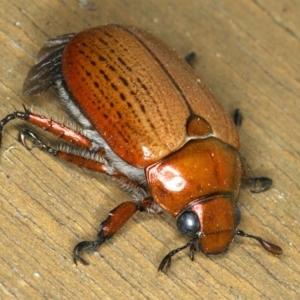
62, 25, 239, 167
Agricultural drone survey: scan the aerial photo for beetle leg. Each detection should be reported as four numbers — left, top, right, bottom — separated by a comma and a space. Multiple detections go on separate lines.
0, 107, 138, 187
240, 154, 273, 193
242, 177, 273, 193
73, 197, 159, 266
233, 108, 243, 127
18, 128, 144, 191
184, 52, 196, 67
0, 107, 93, 149
158, 237, 198, 273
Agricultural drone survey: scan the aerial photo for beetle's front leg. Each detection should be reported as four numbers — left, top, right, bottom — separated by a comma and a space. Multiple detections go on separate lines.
73, 198, 159, 265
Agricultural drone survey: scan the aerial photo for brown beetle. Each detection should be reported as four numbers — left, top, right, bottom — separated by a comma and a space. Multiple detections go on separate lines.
0, 25, 282, 271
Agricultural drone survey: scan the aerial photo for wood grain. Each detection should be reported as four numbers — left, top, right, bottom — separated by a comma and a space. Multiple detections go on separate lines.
1, 1, 299, 299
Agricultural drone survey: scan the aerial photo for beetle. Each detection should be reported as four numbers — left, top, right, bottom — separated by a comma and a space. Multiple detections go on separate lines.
0, 25, 282, 272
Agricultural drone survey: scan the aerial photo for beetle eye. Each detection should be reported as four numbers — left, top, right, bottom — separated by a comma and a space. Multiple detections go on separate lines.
177, 211, 200, 236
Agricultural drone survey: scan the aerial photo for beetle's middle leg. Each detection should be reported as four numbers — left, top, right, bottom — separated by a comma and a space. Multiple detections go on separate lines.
233, 108, 273, 193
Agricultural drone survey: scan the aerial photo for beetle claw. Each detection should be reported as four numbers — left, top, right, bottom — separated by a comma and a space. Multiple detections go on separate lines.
73, 241, 97, 266
73, 254, 89, 266
19, 128, 39, 150
158, 255, 172, 273
19, 128, 58, 156
73, 234, 109, 266
158, 238, 198, 272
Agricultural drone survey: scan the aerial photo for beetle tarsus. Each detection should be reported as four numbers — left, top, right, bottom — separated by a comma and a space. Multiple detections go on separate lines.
19, 128, 58, 155
73, 241, 92, 266
236, 230, 282, 255
158, 238, 198, 272
19, 128, 41, 150
158, 254, 172, 273
73, 241, 99, 266
184, 52, 196, 67
243, 177, 273, 193
73, 232, 111, 266
0, 109, 30, 146
233, 109, 243, 127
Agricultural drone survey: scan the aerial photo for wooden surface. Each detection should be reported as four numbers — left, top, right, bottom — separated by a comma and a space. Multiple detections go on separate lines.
0, 1, 299, 299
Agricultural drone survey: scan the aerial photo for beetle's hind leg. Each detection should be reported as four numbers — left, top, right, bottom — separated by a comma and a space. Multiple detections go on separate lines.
18, 127, 146, 193
0, 107, 129, 184
0, 107, 94, 149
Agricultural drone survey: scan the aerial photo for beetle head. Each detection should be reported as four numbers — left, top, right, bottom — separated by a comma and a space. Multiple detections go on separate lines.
187, 196, 237, 254
158, 196, 282, 273
159, 196, 238, 272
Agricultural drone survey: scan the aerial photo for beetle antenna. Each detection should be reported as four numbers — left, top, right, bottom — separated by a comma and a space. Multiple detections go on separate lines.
236, 230, 282, 255
158, 238, 198, 273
